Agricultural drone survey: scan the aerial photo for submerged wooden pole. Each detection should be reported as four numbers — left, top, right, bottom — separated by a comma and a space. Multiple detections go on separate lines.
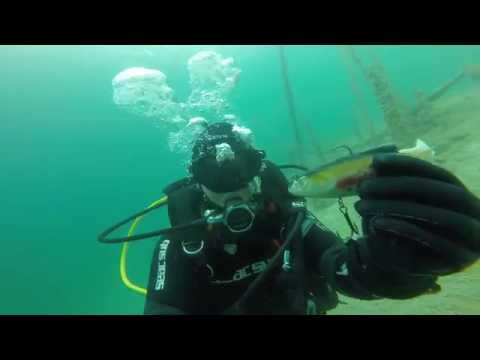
426, 71, 465, 103
412, 64, 480, 115
347, 46, 413, 147
300, 109, 327, 163
278, 46, 304, 165
340, 45, 376, 141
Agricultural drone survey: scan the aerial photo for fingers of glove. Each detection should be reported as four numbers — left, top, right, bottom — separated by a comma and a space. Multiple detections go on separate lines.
369, 216, 479, 276
355, 199, 480, 252
358, 176, 480, 218
372, 154, 466, 188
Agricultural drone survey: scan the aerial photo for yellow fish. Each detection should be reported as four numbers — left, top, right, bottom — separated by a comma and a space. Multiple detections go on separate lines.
288, 139, 435, 198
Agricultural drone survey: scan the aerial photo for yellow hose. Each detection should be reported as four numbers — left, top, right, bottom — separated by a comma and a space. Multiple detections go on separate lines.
119, 196, 168, 296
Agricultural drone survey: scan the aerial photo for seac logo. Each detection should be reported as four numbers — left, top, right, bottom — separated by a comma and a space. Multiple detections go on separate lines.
232, 260, 269, 281
155, 240, 170, 290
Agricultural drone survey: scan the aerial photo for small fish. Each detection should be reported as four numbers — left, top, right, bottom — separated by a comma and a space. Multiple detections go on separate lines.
288, 139, 435, 198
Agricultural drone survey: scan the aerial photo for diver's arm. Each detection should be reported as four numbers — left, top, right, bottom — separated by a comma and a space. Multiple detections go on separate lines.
144, 238, 202, 315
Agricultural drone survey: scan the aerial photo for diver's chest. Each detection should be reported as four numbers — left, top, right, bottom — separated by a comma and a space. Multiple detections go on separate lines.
209, 256, 271, 285
205, 236, 279, 286
200, 215, 282, 283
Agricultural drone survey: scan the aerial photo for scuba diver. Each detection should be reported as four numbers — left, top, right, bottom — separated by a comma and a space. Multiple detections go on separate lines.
99, 121, 480, 315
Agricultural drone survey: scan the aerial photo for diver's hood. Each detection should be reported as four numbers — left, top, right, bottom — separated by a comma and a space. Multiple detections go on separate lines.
189, 122, 265, 193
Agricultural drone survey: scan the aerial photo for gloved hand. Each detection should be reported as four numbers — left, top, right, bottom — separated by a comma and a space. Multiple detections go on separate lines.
354, 154, 480, 287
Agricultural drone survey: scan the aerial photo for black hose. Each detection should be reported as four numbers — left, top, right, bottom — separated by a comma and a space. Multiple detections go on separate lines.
234, 209, 306, 312
97, 203, 206, 244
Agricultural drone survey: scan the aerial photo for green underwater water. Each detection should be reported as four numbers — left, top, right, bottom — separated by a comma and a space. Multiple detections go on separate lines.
1, 45, 479, 314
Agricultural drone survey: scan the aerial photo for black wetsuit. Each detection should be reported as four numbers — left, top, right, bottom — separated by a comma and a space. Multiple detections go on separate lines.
143, 209, 380, 315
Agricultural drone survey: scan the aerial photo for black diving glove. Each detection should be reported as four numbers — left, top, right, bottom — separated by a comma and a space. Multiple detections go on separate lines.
353, 154, 480, 297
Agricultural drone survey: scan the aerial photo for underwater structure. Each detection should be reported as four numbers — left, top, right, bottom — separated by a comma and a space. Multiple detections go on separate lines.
344, 46, 415, 147
278, 46, 305, 165
340, 46, 376, 143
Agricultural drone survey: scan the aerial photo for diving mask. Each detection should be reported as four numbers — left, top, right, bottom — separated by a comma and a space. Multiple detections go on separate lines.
204, 197, 258, 233
202, 180, 260, 233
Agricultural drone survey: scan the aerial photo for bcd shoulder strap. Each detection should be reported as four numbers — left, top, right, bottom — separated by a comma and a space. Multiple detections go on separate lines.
261, 161, 332, 314
163, 179, 202, 227
260, 160, 291, 204
163, 179, 208, 258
